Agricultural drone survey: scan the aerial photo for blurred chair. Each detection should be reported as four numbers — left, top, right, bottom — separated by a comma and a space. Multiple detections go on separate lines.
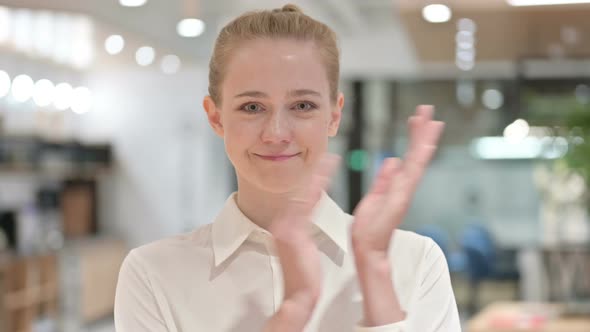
416, 224, 467, 273
460, 223, 520, 314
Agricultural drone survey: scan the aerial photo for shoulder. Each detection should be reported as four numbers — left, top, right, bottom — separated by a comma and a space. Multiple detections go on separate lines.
389, 229, 446, 283
122, 224, 213, 276
391, 229, 441, 260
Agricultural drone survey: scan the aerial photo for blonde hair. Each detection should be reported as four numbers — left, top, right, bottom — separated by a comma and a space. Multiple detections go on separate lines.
208, 3, 340, 105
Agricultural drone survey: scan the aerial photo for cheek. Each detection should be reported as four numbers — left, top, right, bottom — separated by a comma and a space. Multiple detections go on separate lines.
223, 117, 257, 140
294, 117, 330, 150
297, 115, 330, 136
223, 119, 259, 151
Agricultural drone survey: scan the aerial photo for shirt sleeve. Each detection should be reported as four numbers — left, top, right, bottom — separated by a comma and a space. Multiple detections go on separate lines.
114, 249, 169, 332
354, 238, 462, 332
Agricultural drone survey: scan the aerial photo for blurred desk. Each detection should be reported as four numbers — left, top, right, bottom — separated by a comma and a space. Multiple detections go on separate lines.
467, 302, 590, 332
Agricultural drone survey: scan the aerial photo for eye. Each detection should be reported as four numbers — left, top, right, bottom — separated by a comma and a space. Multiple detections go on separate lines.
241, 103, 263, 113
292, 102, 316, 112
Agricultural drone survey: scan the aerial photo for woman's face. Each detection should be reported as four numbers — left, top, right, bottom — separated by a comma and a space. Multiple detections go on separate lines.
204, 38, 343, 194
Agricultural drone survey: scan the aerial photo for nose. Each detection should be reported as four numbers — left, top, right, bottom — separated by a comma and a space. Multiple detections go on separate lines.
261, 109, 292, 144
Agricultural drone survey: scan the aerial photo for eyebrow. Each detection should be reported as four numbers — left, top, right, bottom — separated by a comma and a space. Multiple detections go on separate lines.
234, 91, 268, 99
233, 89, 322, 99
287, 89, 322, 98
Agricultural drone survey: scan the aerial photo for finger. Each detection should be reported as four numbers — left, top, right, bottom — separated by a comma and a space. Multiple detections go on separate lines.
391, 121, 444, 210
420, 117, 445, 146
408, 115, 420, 150
395, 121, 444, 208
367, 158, 401, 196
378, 106, 441, 232
385, 172, 413, 229
416, 104, 434, 121
406, 121, 445, 167
408, 105, 434, 150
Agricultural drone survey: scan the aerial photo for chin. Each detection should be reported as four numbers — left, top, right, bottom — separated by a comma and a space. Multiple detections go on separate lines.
255, 175, 301, 194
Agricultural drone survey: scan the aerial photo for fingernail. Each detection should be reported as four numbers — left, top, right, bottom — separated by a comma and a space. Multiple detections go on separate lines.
418, 105, 435, 117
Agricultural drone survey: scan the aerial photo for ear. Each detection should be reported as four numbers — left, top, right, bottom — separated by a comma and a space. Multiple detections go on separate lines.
328, 92, 344, 137
203, 96, 224, 137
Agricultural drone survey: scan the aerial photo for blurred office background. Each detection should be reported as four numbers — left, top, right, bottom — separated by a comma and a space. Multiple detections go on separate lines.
0, 0, 589, 331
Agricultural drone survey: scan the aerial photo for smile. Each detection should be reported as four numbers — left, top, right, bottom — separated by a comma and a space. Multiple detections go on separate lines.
254, 153, 301, 161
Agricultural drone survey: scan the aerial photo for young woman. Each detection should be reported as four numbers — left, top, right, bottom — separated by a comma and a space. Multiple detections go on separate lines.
115, 4, 461, 332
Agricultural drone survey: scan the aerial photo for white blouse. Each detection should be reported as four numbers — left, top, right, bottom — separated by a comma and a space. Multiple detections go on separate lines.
114, 193, 461, 331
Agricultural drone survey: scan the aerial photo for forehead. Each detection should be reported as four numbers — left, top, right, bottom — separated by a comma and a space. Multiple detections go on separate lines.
222, 38, 329, 98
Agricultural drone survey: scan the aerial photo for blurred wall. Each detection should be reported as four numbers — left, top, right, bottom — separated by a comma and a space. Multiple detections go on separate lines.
80, 66, 231, 247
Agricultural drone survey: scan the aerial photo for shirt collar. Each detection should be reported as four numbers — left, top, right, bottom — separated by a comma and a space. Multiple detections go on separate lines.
311, 191, 350, 254
211, 192, 350, 267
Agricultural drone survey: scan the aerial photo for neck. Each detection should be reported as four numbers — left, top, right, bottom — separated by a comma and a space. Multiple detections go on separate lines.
235, 177, 300, 230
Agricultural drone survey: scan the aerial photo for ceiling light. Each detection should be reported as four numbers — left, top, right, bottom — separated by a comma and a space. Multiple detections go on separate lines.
54, 82, 73, 111
507, 0, 590, 6
457, 18, 476, 33
136, 46, 155, 66
422, 4, 452, 23
482, 89, 504, 110
471, 137, 544, 159
33, 79, 55, 107
119, 0, 148, 7
456, 50, 476, 62
177, 18, 205, 37
456, 31, 475, 49
161, 55, 181, 74
504, 119, 530, 143
11, 74, 34, 102
105, 35, 125, 55
456, 59, 474, 71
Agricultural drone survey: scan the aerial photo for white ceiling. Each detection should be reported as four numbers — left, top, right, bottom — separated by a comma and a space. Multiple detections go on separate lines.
0, 0, 403, 60
1, 0, 588, 78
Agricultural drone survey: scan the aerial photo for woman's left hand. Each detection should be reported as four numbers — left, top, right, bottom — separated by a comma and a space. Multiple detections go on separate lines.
350, 105, 444, 326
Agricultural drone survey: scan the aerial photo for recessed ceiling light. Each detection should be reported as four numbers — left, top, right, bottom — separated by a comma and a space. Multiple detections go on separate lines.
11, 74, 34, 102
161, 55, 181, 74
422, 4, 452, 23
136, 46, 155, 66
482, 89, 504, 110
105, 35, 125, 55
33, 79, 55, 107
457, 18, 477, 33
54, 82, 73, 111
119, 0, 147, 7
177, 18, 205, 37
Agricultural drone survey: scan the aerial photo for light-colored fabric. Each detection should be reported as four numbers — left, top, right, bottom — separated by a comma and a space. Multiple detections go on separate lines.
115, 192, 461, 332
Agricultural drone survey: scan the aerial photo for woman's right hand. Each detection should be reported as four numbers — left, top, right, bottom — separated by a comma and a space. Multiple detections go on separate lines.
263, 154, 340, 332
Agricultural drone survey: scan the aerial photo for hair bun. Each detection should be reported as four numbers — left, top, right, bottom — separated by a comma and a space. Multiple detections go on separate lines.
273, 4, 303, 13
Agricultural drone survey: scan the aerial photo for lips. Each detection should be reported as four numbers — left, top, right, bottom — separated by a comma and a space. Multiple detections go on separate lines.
254, 152, 300, 161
